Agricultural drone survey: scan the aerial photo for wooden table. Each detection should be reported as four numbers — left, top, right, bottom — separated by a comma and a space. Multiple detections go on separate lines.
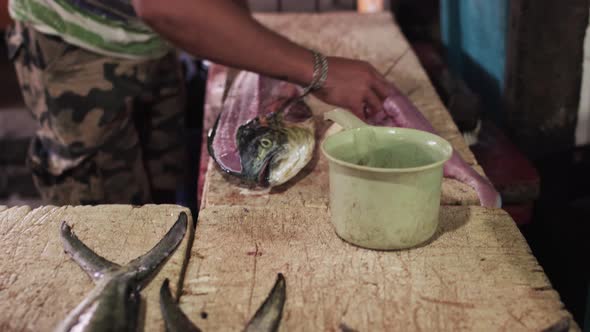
189, 12, 579, 331
0, 205, 194, 332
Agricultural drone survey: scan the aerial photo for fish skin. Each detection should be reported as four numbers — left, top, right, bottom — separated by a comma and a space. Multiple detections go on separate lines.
55, 212, 188, 332
367, 89, 502, 208
159, 273, 287, 332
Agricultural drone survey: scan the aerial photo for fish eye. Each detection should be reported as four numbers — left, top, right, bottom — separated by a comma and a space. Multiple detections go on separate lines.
260, 138, 272, 149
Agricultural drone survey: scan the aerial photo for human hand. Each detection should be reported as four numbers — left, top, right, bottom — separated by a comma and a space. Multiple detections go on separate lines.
312, 57, 392, 119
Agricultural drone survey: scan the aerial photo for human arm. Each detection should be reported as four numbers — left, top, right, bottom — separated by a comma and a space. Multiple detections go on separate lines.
132, 0, 391, 117
233, 0, 249, 11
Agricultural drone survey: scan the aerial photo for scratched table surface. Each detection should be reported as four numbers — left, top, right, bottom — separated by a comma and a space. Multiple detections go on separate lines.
189, 12, 578, 331
0, 204, 194, 332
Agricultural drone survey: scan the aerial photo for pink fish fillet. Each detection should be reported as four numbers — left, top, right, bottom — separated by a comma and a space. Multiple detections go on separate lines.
366, 88, 502, 208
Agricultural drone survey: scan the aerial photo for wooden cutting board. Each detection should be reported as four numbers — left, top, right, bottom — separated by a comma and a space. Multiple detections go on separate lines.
199, 12, 484, 209
0, 204, 194, 332
181, 205, 578, 331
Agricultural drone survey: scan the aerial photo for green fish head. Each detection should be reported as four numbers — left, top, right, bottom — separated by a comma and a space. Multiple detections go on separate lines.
237, 115, 316, 187
237, 118, 287, 186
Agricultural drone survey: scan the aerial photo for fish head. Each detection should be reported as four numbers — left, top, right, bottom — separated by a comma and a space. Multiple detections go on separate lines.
208, 73, 317, 187
237, 109, 315, 187
237, 118, 287, 186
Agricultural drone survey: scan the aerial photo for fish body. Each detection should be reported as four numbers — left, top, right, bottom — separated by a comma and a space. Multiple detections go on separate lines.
208, 72, 315, 187
55, 273, 141, 332
55, 213, 188, 332
366, 90, 501, 208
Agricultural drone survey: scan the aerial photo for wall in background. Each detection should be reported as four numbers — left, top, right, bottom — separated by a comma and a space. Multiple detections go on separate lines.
439, 0, 509, 123
440, 0, 587, 157
504, 0, 586, 158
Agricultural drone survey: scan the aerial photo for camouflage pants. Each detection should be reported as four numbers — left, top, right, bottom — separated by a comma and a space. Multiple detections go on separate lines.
5, 22, 187, 205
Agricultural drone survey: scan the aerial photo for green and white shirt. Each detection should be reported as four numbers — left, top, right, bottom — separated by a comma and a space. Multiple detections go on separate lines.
9, 0, 171, 59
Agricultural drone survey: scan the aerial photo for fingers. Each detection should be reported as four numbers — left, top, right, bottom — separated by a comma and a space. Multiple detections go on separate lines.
314, 58, 397, 120
357, 65, 388, 118
363, 90, 383, 118
364, 65, 391, 99
371, 76, 392, 100
350, 103, 367, 120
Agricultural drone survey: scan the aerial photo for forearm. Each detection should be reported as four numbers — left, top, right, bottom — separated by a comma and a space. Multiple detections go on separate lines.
133, 0, 313, 86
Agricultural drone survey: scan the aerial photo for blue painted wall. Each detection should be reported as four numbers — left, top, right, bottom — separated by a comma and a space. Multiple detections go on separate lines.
440, 0, 509, 120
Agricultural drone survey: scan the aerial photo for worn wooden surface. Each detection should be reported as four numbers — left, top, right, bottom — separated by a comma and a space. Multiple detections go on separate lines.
190, 12, 576, 331
0, 205, 194, 332
182, 206, 577, 331
199, 12, 483, 208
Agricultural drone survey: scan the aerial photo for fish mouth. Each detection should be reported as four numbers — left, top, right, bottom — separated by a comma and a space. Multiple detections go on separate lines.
258, 157, 272, 186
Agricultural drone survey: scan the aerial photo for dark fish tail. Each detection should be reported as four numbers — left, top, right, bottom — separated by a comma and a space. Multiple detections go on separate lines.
244, 273, 287, 332
158, 273, 286, 332
59, 221, 120, 282
125, 212, 189, 287
160, 278, 201, 332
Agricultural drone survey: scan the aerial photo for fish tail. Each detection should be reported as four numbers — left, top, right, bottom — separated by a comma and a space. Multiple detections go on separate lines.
126, 212, 188, 288
59, 221, 120, 282
160, 278, 202, 332
244, 273, 287, 332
